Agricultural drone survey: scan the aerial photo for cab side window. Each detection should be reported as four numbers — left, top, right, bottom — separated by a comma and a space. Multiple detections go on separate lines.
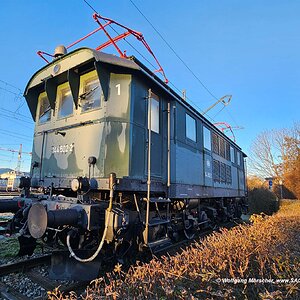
38, 92, 51, 124
230, 146, 235, 163
186, 113, 196, 142
80, 71, 101, 112
203, 126, 211, 150
150, 93, 160, 134
237, 151, 241, 166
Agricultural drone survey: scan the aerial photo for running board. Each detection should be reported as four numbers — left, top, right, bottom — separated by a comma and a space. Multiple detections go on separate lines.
147, 237, 172, 253
150, 197, 171, 203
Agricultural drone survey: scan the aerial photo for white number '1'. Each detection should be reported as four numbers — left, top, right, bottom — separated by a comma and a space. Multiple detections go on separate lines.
116, 84, 121, 96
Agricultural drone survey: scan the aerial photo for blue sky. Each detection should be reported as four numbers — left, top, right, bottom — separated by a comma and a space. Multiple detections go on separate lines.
0, 0, 299, 171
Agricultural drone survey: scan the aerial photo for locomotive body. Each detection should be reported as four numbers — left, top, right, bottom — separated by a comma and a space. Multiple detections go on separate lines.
25, 48, 246, 198
2, 47, 247, 278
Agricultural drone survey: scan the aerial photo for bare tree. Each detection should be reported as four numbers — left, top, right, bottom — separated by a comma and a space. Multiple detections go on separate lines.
282, 123, 300, 198
248, 129, 287, 179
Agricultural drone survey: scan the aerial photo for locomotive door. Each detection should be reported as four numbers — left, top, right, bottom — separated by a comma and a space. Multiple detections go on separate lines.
146, 90, 163, 179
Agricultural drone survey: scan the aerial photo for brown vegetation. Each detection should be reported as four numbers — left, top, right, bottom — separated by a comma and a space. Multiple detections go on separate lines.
49, 200, 300, 299
282, 133, 300, 199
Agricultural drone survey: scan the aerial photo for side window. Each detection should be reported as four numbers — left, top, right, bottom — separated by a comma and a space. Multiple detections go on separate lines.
237, 151, 241, 166
230, 146, 235, 163
203, 126, 211, 150
186, 113, 196, 142
80, 71, 101, 112
38, 92, 51, 124
150, 93, 159, 134
58, 83, 73, 118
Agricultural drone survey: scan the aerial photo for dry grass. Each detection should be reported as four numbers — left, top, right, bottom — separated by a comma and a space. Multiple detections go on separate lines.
48, 200, 300, 299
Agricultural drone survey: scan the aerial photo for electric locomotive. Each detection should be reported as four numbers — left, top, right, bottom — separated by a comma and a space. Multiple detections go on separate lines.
0, 15, 247, 280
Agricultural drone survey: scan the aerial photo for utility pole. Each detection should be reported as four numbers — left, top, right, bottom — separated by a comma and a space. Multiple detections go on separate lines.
0, 145, 31, 172
16, 144, 22, 173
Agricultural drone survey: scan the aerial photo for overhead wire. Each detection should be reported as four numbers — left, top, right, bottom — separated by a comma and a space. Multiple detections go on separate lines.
0, 79, 27, 116
83, 1, 161, 77
224, 109, 239, 128
0, 129, 32, 139
0, 79, 22, 93
107, 20, 217, 123
0, 113, 33, 126
0, 86, 22, 99
212, 105, 226, 119
129, 0, 244, 129
82, 0, 242, 132
0, 132, 32, 142
129, 0, 219, 101
82, 0, 218, 124
0, 107, 32, 120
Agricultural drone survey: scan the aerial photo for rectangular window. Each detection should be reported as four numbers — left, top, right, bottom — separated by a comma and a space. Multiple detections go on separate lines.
150, 93, 159, 134
80, 74, 101, 112
38, 92, 51, 123
58, 83, 73, 118
186, 114, 196, 142
212, 132, 219, 154
237, 151, 241, 166
230, 146, 235, 163
203, 126, 211, 150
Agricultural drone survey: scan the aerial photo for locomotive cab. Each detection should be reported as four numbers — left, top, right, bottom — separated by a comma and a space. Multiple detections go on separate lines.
25, 48, 133, 192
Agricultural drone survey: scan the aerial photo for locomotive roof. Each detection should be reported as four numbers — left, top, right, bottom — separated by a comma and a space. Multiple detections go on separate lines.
24, 47, 245, 154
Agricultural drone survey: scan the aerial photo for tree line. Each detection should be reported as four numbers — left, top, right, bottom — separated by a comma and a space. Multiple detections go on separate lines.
247, 123, 299, 212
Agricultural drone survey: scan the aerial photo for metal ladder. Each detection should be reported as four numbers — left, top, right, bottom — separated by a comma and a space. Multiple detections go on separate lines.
144, 197, 172, 252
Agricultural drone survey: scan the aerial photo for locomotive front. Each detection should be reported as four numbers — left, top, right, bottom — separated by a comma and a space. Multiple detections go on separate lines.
26, 47, 131, 190
16, 47, 142, 270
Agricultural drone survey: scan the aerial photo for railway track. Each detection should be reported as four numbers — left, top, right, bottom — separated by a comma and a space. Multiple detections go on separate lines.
0, 217, 14, 236
0, 254, 88, 300
0, 255, 51, 277
0, 192, 20, 197
0, 219, 244, 299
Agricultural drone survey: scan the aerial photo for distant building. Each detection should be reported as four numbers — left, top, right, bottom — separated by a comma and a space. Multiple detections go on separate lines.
0, 170, 29, 191
0, 178, 7, 191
